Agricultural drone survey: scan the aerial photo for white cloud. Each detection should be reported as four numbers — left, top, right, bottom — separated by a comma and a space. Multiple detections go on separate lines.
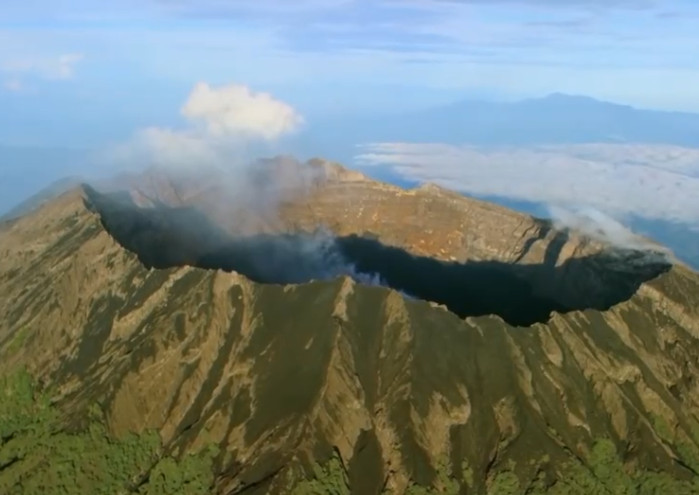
0, 52, 84, 81
356, 142, 699, 227
53, 53, 84, 79
182, 82, 304, 140
106, 81, 303, 170
153, 0, 352, 16
3, 78, 23, 92
2, 2, 698, 112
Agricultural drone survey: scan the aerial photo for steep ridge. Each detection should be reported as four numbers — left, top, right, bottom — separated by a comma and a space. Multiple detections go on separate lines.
1, 168, 699, 493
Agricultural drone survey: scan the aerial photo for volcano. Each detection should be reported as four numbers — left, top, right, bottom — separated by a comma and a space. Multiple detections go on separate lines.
1, 157, 698, 494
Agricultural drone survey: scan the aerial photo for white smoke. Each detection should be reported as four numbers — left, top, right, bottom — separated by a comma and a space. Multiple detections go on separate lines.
293, 230, 412, 295
247, 228, 391, 288
547, 205, 673, 259
102, 81, 304, 172
134, 127, 220, 169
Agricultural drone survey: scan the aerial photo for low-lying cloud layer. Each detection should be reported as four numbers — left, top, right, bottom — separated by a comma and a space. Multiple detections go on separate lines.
108, 82, 303, 170
356, 142, 699, 228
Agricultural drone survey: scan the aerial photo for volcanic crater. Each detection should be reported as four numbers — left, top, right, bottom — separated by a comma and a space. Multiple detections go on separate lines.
86, 186, 671, 327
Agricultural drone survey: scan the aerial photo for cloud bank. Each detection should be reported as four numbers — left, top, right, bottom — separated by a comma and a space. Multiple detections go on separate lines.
356, 142, 699, 228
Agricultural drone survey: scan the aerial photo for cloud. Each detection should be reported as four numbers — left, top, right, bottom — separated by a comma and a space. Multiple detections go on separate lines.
427, 0, 655, 7
546, 204, 671, 253
106, 82, 303, 170
53, 53, 84, 79
2, 0, 698, 108
0, 0, 658, 21
2, 0, 699, 122
152, 0, 351, 17
0, 53, 84, 82
148, 0, 657, 19
182, 82, 304, 140
356, 142, 699, 227
3, 79, 23, 92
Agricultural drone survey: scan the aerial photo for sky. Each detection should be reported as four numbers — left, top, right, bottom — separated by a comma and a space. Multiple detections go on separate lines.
2, 0, 699, 147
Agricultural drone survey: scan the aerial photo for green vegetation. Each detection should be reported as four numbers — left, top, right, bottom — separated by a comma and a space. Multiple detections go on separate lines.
3, 369, 699, 495
405, 458, 463, 494
488, 470, 521, 495
141, 446, 219, 495
0, 370, 217, 495
291, 454, 350, 495
5, 327, 30, 353
393, 440, 699, 495
540, 439, 699, 495
653, 415, 699, 473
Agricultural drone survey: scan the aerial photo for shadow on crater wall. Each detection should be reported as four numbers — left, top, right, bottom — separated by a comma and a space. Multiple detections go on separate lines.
85, 186, 672, 327
334, 235, 670, 325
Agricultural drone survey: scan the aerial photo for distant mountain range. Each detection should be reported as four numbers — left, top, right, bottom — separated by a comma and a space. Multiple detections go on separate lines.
290, 93, 699, 167
311, 93, 699, 151
403, 93, 699, 146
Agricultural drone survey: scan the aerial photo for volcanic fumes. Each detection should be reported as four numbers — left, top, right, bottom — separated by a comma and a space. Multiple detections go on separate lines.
87, 186, 671, 327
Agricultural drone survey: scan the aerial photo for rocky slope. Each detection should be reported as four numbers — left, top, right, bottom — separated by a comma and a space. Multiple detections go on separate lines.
1, 160, 699, 494
122, 157, 603, 265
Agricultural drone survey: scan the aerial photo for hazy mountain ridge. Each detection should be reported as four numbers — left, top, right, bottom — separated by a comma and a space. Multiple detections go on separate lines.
335, 93, 699, 147
1, 163, 699, 493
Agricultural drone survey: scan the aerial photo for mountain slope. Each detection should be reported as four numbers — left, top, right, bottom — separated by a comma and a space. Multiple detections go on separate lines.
0, 175, 82, 222
1, 164, 699, 494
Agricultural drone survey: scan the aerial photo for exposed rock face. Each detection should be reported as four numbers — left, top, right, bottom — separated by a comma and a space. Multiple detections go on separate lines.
1, 160, 699, 494
123, 158, 601, 265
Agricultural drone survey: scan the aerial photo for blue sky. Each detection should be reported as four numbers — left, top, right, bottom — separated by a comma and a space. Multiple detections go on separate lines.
2, 0, 699, 147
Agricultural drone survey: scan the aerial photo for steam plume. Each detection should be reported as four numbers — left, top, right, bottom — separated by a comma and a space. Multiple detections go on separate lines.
102, 81, 304, 173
